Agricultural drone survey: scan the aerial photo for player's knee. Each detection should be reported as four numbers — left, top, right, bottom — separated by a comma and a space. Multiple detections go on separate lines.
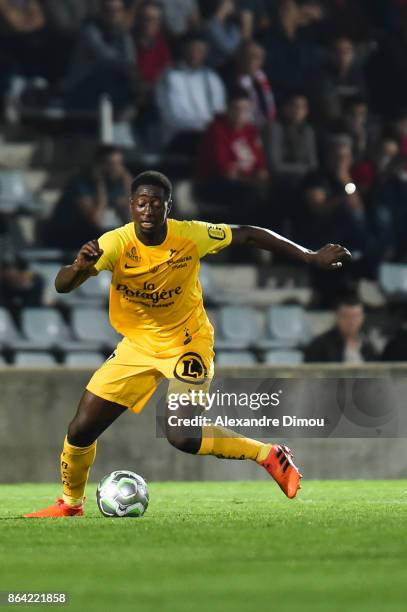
67, 417, 97, 447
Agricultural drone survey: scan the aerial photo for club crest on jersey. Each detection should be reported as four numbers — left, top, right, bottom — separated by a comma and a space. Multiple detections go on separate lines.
174, 352, 208, 384
207, 225, 226, 240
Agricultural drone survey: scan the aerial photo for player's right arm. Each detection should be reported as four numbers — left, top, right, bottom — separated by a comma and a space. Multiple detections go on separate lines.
55, 240, 103, 293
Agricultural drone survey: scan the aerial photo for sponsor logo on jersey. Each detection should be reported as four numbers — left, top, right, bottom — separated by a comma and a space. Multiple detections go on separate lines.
207, 225, 226, 240
116, 281, 182, 304
168, 254, 192, 269
174, 352, 208, 384
125, 246, 141, 264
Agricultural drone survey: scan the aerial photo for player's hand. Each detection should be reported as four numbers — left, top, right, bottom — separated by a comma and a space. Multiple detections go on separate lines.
311, 244, 352, 270
73, 240, 103, 271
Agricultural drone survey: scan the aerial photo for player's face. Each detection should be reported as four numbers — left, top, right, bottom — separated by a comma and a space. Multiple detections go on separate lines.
130, 185, 169, 235
336, 305, 364, 339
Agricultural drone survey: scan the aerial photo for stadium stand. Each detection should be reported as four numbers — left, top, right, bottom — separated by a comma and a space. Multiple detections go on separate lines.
0, 0, 406, 366
64, 351, 105, 367
14, 351, 57, 367
216, 351, 257, 367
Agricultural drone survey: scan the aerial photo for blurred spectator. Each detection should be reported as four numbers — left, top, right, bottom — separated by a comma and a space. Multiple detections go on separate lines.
311, 36, 367, 121
304, 296, 378, 362
155, 32, 226, 152
41, 0, 100, 32
269, 93, 318, 179
238, 0, 270, 40
323, 135, 365, 211
262, 0, 322, 101
0, 0, 45, 34
233, 40, 276, 129
64, 0, 138, 113
340, 96, 381, 163
134, 1, 172, 87
382, 306, 407, 361
203, 0, 242, 68
375, 134, 403, 177
297, 0, 324, 26
45, 146, 133, 250
0, 257, 44, 316
291, 172, 368, 256
395, 109, 407, 158
366, 6, 407, 115
161, 0, 201, 38
0, 0, 61, 86
370, 131, 407, 262
323, 0, 371, 42
290, 173, 369, 307
194, 86, 269, 223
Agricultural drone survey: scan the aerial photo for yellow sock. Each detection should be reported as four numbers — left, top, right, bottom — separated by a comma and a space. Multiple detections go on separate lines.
198, 425, 272, 463
60, 436, 97, 507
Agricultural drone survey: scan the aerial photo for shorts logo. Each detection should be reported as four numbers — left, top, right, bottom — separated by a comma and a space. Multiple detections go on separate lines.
208, 225, 226, 240
174, 352, 208, 384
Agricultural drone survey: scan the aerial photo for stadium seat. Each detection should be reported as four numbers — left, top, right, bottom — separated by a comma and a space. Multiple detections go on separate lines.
199, 264, 263, 305
71, 308, 121, 350
199, 263, 216, 297
257, 305, 310, 349
64, 352, 105, 367
172, 180, 198, 217
32, 263, 111, 307
304, 311, 336, 339
78, 270, 111, 300
0, 307, 27, 348
14, 351, 57, 367
205, 308, 217, 332
18, 307, 74, 349
216, 351, 257, 366
0, 170, 38, 213
0, 354, 8, 365
31, 262, 61, 305
264, 350, 304, 365
379, 263, 407, 297
217, 306, 263, 349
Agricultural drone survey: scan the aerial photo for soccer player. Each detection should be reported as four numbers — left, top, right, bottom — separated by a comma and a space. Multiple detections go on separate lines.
25, 171, 351, 517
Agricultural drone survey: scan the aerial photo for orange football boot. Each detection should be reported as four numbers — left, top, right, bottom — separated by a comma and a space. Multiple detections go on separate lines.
24, 497, 84, 518
260, 445, 302, 498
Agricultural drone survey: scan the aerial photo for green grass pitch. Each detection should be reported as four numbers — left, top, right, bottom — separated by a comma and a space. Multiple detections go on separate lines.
1, 481, 407, 612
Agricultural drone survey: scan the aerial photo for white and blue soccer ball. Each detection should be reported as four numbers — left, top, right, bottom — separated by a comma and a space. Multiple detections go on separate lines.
96, 470, 149, 517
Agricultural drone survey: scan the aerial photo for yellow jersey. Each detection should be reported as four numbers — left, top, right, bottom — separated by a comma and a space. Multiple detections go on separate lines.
94, 219, 232, 353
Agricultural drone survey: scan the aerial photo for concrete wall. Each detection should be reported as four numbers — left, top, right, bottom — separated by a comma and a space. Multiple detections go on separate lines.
1, 365, 407, 483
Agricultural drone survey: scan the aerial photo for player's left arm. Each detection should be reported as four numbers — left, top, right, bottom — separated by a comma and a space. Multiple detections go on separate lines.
230, 225, 352, 269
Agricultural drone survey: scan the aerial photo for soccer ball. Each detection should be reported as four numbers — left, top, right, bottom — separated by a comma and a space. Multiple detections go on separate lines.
96, 470, 149, 517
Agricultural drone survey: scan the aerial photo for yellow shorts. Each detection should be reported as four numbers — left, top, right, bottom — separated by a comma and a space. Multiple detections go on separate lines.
86, 335, 214, 413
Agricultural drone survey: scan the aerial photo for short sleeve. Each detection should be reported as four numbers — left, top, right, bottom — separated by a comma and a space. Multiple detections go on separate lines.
187, 221, 232, 258
94, 229, 123, 273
